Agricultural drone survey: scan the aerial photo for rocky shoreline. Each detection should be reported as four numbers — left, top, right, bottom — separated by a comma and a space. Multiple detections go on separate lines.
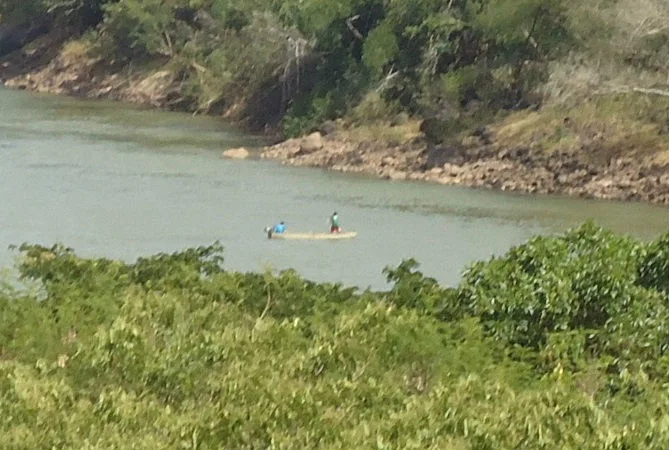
1, 40, 186, 111
262, 130, 669, 205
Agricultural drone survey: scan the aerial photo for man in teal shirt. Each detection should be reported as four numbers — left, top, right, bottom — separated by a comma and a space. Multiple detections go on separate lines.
330, 212, 341, 233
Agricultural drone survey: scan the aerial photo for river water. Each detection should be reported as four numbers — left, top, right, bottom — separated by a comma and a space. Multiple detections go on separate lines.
0, 87, 667, 290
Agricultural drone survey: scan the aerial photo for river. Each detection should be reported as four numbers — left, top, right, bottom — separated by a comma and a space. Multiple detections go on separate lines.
0, 87, 666, 290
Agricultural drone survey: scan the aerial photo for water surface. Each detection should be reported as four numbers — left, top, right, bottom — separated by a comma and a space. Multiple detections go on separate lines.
1, 87, 666, 289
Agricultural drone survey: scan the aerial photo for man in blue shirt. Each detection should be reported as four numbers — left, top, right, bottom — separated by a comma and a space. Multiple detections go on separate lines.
273, 221, 286, 233
266, 221, 286, 238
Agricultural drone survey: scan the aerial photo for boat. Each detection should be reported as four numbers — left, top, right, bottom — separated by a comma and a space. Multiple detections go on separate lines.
265, 230, 358, 240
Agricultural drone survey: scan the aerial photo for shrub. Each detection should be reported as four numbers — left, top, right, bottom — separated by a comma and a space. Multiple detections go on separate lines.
3, 225, 669, 446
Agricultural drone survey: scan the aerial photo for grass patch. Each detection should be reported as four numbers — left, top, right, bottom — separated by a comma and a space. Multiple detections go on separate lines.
339, 120, 422, 146
58, 36, 104, 69
493, 93, 669, 162
61, 40, 90, 60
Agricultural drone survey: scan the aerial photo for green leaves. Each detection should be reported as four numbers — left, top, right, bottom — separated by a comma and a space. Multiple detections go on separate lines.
639, 232, 669, 294
3, 225, 669, 447
456, 222, 669, 387
101, 0, 182, 58
475, 0, 568, 48
0, 0, 582, 132
362, 21, 398, 76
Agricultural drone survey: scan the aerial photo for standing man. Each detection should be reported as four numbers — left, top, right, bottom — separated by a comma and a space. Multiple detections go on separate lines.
330, 212, 341, 233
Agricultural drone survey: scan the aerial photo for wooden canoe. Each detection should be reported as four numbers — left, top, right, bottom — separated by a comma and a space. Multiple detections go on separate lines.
268, 231, 357, 240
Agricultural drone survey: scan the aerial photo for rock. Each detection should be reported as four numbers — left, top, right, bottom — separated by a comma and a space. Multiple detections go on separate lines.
222, 147, 250, 159
461, 136, 481, 147
443, 163, 462, 177
509, 146, 530, 160
660, 121, 669, 135
465, 100, 483, 113
299, 132, 323, 153
388, 170, 407, 181
472, 126, 492, 144
596, 179, 613, 189
426, 144, 463, 168
390, 112, 410, 127
126, 70, 176, 106
381, 156, 396, 167
319, 120, 338, 136
587, 166, 599, 176
420, 117, 448, 144
557, 174, 571, 184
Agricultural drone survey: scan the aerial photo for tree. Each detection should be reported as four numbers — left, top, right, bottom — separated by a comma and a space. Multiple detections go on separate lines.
474, 0, 569, 106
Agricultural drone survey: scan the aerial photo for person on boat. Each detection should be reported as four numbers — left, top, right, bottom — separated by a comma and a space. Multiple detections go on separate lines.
330, 212, 341, 233
265, 221, 286, 238
273, 221, 286, 234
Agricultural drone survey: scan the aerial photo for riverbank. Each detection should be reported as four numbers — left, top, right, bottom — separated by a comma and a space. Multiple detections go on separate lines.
2, 32, 668, 205
0, 32, 198, 112
262, 116, 669, 205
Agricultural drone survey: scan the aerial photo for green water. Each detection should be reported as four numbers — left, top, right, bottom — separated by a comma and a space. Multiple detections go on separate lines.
0, 87, 666, 289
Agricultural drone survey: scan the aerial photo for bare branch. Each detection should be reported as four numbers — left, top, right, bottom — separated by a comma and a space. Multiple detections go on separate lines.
162, 31, 174, 57
346, 15, 364, 41
523, 29, 539, 49
632, 86, 669, 97
191, 61, 207, 73
375, 66, 399, 92
593, 84, 669, 97
259, 284, 272, 320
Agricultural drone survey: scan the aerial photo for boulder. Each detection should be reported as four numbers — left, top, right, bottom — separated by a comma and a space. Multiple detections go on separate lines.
443, 163, 462, 177
222, 147, 250, 159
128, 70, 175, 106
381, 156, 396, 167
425, 144, 463, 168
388, 170, 407, 181
419, 117, 445, 144
319, 120, 338, 136
299, 132, 323, 153
390, 112, 410, 127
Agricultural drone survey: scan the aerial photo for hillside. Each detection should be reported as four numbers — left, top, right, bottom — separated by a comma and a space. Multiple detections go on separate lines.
0, 0, 667, 202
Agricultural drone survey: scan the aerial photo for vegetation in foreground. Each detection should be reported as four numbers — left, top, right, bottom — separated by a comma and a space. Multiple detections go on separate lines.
0, 0, 667, 154
1, 222, 668, 448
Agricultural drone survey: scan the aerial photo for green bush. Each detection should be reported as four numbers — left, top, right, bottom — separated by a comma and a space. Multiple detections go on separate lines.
5, 0, 665, 134
639, 232, 669, 294
100, 0, 185, 58
3, 225, 669, 447
348, 91, 402, 125
455, 222, 669, 382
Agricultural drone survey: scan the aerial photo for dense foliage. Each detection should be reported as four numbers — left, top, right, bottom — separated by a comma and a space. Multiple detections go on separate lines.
1, 223, 669, 448
2, 0, 666, 137
0, 0, 577, 134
